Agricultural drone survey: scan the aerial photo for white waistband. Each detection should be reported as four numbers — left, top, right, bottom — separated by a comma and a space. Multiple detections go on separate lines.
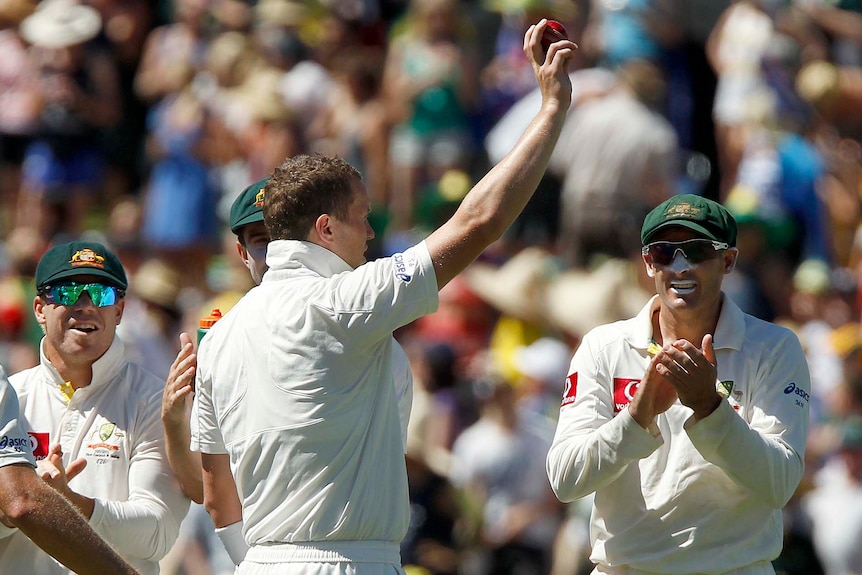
246, 541, 401, 564
594, 561, 774, 575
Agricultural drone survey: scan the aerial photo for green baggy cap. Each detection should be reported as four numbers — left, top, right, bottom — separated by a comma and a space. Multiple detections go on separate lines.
641, 194, 737, 246
230, 177, 268, 235
35, 241, 128, 290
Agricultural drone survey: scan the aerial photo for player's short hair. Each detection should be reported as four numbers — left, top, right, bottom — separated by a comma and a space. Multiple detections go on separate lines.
265, 154, 361, 241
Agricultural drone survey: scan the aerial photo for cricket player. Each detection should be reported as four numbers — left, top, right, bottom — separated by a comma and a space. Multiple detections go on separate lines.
192, 20, 576, 574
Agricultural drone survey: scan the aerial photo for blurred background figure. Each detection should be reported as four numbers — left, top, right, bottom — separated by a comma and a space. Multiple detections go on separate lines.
382, 0, 479, 237
0, 0, 38, 227
549, 59, 678, 268
803, 417, 862, 575
16, 0, 120, 241
449, 371, 564, 575
118, 257, 184, 380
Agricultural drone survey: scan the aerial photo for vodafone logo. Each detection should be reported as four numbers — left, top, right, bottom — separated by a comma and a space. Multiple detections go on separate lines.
613, 378, 640, 412
561, 373, 578, 407
28, 432, 50, 459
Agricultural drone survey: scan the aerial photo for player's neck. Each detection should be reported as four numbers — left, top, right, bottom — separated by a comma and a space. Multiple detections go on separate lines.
654, 305, 720, 347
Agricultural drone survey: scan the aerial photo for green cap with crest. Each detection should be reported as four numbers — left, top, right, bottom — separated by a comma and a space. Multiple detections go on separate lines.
35, 241, 128, 290
230, 177, 268, 235
641, 194, 737, 247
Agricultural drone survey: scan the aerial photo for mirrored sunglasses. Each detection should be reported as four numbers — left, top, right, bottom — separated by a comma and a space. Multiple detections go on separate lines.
642, 239, 729, 266
40, 282, 125, 307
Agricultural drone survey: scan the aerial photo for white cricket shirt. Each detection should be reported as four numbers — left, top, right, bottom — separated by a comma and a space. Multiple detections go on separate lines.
0, 337, 190, 575
192, 240, 439, 547
547, 295, 810, 575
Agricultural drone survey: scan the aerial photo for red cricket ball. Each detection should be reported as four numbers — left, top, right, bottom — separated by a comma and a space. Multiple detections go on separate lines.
540, 19, 568, 53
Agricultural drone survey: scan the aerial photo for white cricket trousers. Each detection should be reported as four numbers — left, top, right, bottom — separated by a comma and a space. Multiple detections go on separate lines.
237, 541, 406, 575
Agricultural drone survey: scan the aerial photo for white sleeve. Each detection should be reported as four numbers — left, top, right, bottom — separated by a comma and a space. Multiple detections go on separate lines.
190, 341, 227, 455
546, 333, 660, 503
686, 331, 809, 508
0, 371, 35, 470
89, 388, 190, 561
0, 372, 31, 540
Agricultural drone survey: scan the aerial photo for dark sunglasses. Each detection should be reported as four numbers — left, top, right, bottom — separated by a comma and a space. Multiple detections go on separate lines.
642, 239, 729, 266
40, 282, 125, 307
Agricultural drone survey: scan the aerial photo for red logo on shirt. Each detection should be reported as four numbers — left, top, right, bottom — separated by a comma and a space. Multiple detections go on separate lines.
613, 378, 640, 412
561, 373, 578, 407
28, 432, 50, 459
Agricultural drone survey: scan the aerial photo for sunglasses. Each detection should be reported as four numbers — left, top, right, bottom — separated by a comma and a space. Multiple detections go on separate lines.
40, 282, 125, 307
642, 239, 729, 266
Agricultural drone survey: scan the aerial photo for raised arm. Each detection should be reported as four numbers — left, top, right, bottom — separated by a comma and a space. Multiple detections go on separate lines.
162, 333, 204, 503
425, 20, 576, 289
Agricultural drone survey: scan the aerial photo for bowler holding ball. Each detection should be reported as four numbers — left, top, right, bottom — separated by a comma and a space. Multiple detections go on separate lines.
191, 18, 577, 575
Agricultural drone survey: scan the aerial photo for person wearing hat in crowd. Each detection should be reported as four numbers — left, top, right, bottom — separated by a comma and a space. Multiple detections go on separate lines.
0, 240, 189, 574
16, 0, 121, 240
547, 194, 811, 575
0, 364, 139, 575
190, 21, 575, 574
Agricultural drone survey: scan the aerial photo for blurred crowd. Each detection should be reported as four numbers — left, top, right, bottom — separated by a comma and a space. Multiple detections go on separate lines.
0, 0, 861, 573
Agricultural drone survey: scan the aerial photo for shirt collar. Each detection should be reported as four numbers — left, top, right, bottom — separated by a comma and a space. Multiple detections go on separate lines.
629, 293, 745, 352
39, 336, 126, 400
263, 240, 352, 281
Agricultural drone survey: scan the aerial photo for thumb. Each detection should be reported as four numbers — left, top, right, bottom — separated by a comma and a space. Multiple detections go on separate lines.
702, 333, 716, 366
65, 457, 87, 482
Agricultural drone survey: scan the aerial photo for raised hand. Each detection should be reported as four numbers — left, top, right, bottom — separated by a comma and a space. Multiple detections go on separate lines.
629, 352, 678, 428
36, 444, 86, 493
162, 332, 197, 428
523, 19, 578, 112
655, 334, 722, 421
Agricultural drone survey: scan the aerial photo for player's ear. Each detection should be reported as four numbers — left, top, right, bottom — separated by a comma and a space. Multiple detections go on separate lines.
723, 248, 738, 274
643, 253, 657, 278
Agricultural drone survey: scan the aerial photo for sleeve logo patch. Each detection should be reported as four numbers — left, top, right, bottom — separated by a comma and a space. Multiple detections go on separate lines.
784, 382, 809, 405
27, 432, 50, 459
561, 373, 578, 407
393, 251, 415, 283
613, 378, 640, 413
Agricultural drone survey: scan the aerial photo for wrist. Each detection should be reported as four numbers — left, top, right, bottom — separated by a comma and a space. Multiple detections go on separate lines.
628, 404, 655, 430
693, 395, 722, 422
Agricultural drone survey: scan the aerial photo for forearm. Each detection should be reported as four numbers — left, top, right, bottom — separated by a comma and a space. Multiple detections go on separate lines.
202, 453, 243, 528
686, 401, 804, 508
91, 494, 186, 561
3, 466, 137, 575
547, 408, 659, 502
62, 486, 96, 520
164, 418, 204, 503
428, 102, 568, 288
84, 451, 189, 561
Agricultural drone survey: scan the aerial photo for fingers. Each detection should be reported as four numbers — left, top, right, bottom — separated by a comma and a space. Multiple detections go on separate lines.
657, 339, 714, 378
524, 19, 578, 67
523, 21, 541, 59
65, 457, 87, 481
47, 443, 63, 459
167, 338, 197, 395
37, 459, 61, 480
170, 338, 196, 374
702, 333, 716, 366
